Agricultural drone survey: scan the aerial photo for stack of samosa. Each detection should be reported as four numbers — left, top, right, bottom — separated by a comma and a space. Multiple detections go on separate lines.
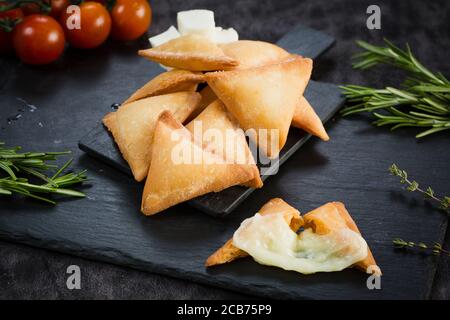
103, 35, 329, 215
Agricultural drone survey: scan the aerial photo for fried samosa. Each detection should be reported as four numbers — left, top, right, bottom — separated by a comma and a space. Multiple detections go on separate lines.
292, 96, 329, 141
123, 70, 205, 105
186, 85, 218, 122
207, 55, 313, 158
219, 40, 328, 140
138, 34, 238, 71
206, 200, 381, 276
103, 92, 201, 182
141, 111, 255, 216
219, 40, 290, 69
186, 100, 263, 189
205, 198, 302, 267
302, 202, 380, 275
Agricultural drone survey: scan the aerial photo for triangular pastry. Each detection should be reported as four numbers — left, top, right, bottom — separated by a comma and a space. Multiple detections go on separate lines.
219, 40, 328, 140
141, 111, 255, 216
138, 34, 238, 71
206, 55, 313, 158
186, 100, 263, 189
123, 70, 205, 105
205, 198, 302, 267
219, 40, 290, 69
206, 199, 381, 276
103, 92, 201, 182
292, 96, 329, 141
302, 202, 380, 275
186, 85, 218, 122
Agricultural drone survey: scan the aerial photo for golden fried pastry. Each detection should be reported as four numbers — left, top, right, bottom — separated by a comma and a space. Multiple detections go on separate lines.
219, 40, 290, 69
141, 111, 255, 216
186, 100, 262, 189
218, 40, 328, 140
302, 202, 380, 275
138, 34, 238, 71
103, 92, 201, 182
123, 70, 205, 105
206, 200, 381, 276
205, 198, 302, 267
292, 96, 329, 141
207, 55, 313, 158
186, 85, 218, 122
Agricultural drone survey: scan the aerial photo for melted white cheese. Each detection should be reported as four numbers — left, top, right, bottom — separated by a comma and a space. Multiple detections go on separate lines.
232, 213, 368, 274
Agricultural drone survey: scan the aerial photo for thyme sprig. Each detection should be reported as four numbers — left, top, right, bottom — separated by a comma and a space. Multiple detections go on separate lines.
0, 142, 87, 204
341, 39, 450, 138
389, 163, 450, 212
393, 238, 450, 256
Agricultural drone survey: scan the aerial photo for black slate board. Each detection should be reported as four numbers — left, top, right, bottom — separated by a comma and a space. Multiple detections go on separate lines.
79, 24, 338, 217
1, 22, 448, 300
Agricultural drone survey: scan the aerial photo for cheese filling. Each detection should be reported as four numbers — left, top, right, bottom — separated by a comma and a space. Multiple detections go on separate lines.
232, 213, 368, 274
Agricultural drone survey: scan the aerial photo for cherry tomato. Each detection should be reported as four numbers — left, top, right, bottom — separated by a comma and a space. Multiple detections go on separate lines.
13, 14, 65, 65
110, 0, 151, 41
0, 6, 24, 54
60, 1, 111, 49
49, 0, 71, 19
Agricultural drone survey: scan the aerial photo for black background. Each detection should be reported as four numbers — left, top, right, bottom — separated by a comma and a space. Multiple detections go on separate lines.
1, 0, 449, 299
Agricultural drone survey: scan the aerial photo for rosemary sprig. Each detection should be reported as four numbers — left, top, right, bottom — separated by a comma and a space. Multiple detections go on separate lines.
341, 39, 450, 138
393, 238, 450, 256
389, 163, 450, 212
0, 142, 87, 204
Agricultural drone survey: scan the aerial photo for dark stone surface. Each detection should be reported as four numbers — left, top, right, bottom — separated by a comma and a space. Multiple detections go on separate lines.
1, 0, 449, 299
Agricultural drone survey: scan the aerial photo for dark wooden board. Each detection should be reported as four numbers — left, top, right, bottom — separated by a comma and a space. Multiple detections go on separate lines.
0, 23, 448, 299
79, 24, 337, 217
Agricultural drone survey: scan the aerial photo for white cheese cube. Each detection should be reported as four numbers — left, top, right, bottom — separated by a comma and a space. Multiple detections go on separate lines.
177, 10, 216, 41
215, 27, 239, 44
149, 26, 180, 48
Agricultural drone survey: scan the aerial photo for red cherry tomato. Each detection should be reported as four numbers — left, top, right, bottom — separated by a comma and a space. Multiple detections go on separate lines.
60, 1, 111, 49
49, 0, 71, 19
12, 14, 65, 65
110, 0, 151, 41
0, 6, 24, 54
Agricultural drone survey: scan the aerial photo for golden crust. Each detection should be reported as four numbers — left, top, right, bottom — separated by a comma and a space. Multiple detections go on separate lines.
205, 198, 302, 267
102, 92, 201, 182
141, 111, 255, 216
186, 100, 263, 189
206, 199, 381, 276
138, 34, 238, 71
219, 40, 290, 70
292, 97, 329, 141
206, 55, 313, 158
185, 85, 218, 123
123, 70, 205, 105
303, 202, 381, 275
